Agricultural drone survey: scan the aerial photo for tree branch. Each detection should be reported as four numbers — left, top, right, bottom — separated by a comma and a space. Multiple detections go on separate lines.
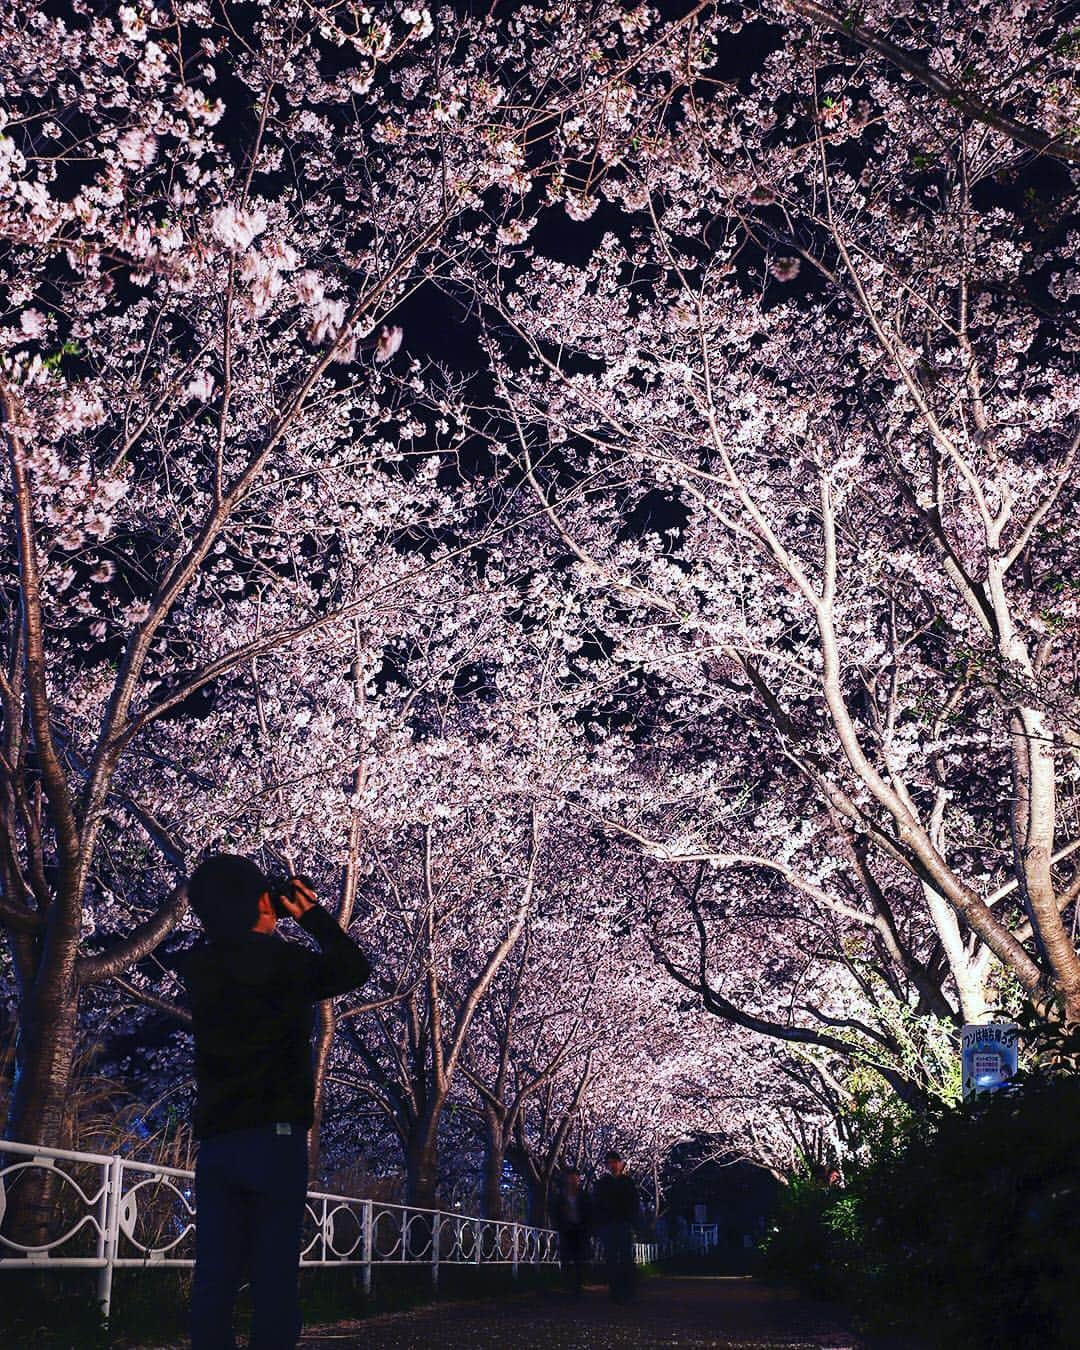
77, 883, 189, 985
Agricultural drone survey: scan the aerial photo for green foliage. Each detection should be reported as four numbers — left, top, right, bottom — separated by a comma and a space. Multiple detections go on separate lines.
759, 1173, 852, 1301
856, 1075, 1080, 1348
838, 1063, 919, 1163
760, 1022, 1080, 1348
41, 338, 81, 372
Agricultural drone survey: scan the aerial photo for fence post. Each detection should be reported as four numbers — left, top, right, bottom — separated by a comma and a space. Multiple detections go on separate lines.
431, 1211, 441, 1290
361, 1200, 373, 1297
511, 1223, 519, 1280
96, 1155, 122, 1320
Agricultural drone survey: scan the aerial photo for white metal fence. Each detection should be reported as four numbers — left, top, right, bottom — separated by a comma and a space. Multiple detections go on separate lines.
0, 1139, 559, 1318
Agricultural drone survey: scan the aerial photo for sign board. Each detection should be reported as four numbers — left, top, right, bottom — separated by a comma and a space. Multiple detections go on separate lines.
961, 1023, 1018, 1100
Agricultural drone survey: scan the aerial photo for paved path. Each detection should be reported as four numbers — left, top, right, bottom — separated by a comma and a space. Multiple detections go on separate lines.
299, 1276, 857, 1349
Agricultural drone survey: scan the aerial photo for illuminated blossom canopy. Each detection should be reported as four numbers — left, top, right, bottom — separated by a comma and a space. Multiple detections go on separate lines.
0, 0, 1076, 1209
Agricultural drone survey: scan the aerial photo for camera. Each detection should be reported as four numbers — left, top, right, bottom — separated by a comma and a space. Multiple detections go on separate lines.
264, 874, 314, 918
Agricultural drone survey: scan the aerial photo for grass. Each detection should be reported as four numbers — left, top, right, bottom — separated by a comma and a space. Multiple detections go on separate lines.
0, 1262, 566, 1349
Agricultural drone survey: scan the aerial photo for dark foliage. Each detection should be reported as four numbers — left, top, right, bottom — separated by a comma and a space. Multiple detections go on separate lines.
762, 1027, 1080, 1349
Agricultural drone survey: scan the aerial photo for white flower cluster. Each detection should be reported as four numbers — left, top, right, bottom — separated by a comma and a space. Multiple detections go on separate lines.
564, 193, 599, 222
496, 218, 535, 246
211, 203, 268, 251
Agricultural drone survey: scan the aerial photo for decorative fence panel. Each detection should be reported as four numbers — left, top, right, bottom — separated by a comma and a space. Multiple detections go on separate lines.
0, 1140, 558, 1318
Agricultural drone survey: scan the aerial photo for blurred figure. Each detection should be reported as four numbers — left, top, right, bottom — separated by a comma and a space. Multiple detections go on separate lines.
552, 1166, 591, 1295
592, 1149, 640, 1303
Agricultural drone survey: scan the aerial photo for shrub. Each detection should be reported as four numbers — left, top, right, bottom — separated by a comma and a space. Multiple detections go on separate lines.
761, 1063, 1080, 1349
857, 1073, 1080, 1349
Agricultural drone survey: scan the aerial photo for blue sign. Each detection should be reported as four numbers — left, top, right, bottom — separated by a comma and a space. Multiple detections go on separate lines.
961, 1023, 1018, 1100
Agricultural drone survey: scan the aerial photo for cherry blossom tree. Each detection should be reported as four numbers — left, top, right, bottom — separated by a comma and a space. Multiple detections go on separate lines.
0, 0, 677, 1160
333, 806, 539, 1207
462, 916, 599, 1219
218, 556, 614, 1205
5, 0, 1075, 1228
466, 0, 1080, 1065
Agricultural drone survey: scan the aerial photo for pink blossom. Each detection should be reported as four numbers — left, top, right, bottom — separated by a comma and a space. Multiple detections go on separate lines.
769, 257, 801, 282
139, 41, 169, 81
295, 270, 325, 306
118, 5, 147, 41
117, 127, 158, 167
496, 219, 535, 246
96, 479, 129, 509
565, 193, 599, 222
333, 335, 358, 365
184, 371, 215, 402
55, 522, 86, 550
374, 325, 403, 363
211, 203, 268, 250
56, 390, 106, 434
262, 237, 298, 271
820, 96, 850, 128
156, 221, 184, 253
308, 297, 347, 344
178, 88, 225, 125
19, 308, 46, 339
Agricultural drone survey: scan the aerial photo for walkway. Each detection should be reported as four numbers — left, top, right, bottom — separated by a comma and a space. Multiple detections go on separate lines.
300, 1275, 857, 1349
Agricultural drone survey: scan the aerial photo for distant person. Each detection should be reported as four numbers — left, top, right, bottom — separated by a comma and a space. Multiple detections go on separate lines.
552, 1166, 591, 1295
592, 1149, 641, 1303
181, 854, 372, 1350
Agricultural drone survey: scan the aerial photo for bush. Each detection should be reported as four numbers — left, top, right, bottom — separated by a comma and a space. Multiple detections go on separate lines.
758, 1173, 853, 1301
859, 1073, 1080, 1348
760, 1071, 1080, 1349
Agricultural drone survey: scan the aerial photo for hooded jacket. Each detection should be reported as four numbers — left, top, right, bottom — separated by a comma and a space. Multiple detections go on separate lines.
181, 905, 371, 1139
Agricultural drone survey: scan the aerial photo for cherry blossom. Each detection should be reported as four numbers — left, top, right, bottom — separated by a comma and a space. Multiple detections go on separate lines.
2, 0, 1075, 1216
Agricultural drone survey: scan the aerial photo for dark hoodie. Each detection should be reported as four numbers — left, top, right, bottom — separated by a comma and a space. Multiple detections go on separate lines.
180, 905, 371, 1139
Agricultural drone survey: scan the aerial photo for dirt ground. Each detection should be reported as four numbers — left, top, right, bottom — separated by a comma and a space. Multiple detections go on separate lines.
298, 1275, 857, 1349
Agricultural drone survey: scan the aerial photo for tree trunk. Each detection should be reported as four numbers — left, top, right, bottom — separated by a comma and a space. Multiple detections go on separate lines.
308, 999, 335, 1181
524, 1169, 550, 1228
3, 972, 80, 1247
6, 966, 78, 1149
405, 1120, 440, 1210
481, 1111, 508, 1219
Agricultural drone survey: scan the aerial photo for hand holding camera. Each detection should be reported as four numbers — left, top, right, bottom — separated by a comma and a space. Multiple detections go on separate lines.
266, 875, 316, 920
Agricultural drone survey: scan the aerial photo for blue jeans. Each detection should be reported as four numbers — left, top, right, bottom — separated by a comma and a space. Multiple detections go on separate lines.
191, 1123, 309, 1350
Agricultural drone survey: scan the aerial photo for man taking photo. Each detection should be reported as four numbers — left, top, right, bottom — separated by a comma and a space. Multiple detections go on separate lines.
181, 853, 372, 1350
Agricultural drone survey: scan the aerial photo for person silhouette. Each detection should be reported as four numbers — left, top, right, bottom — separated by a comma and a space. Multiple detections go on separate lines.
181, 854, 372, 1350
552, 1166, 591, 1295
591, 1149, 641, 1302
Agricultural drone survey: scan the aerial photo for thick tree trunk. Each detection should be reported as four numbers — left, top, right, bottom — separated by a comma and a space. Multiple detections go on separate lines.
4, 973, 80, 1248
481, 1118, 508, 1219
6, 967, 78, 1148
405, 1120, 440, 1211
